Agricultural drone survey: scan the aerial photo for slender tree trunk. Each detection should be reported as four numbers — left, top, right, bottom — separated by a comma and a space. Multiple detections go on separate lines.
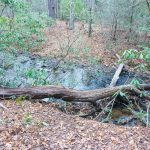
0, 4, 6, 16
88, 7, 92, 37
129, 4, 134, 36
126, 1, 135, 42
145, 31, 148, 42
129, 9, 133, 34
56, 0, 60, 18
145, 0, 150, 15
69, 0, 74, 30
87, 0, 95, 37
112, 14, 117, 41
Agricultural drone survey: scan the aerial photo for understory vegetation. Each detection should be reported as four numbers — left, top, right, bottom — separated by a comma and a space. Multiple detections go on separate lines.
0, 0, 54, 52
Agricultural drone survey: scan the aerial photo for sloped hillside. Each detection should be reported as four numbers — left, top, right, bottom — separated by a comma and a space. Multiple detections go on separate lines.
0, 100, 150, 150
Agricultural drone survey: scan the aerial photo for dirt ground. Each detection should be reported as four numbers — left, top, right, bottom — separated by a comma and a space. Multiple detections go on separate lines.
0, 100, 150, 150
32, 21, 137, 67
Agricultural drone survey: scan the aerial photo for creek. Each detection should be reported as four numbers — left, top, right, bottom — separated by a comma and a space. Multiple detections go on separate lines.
0, 51, 149, 126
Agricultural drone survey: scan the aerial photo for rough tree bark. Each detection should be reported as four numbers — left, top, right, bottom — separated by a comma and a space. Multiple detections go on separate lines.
86, 0, 95, 37
69, 0, 75, 30
48, 0, 57, 19
112, 14, 118, 41
127, 0, 135, 42
145, 0, 150, 15
0, 84, 150, 102
88, 6, 92, 37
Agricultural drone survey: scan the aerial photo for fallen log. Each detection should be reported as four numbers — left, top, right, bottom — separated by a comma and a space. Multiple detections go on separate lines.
109, 63, 124, 87
0, 84, 150, 102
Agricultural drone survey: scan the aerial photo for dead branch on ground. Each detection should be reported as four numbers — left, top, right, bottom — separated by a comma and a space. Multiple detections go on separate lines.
0, 84, 150, 102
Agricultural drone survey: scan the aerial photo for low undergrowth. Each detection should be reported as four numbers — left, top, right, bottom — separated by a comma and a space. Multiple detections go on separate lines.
0, 0, 54, 52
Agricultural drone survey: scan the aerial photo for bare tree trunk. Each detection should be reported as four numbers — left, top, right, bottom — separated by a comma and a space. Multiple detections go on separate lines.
127, 3, 134, 42
1, 84, 150, 102
124, 0, 138, 43
145, 31, 148, 42
69, 0, 74, 30
48, 0, 57, 19
145, 0, 150, 15
111, 0, 118, 41
87, 0, 95, 37
88, 6, 92, 37
0, 4, 6, 16
112, 14, 118, 41
56, 0, 60, 18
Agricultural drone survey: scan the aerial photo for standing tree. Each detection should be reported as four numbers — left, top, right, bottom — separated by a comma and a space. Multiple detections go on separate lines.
85, 0, 95, 37
48, 0, 57, 19
126, 0, 136, 42
145, 0, 150, 14
88, 0, 92, 37
69, 0, 74, 30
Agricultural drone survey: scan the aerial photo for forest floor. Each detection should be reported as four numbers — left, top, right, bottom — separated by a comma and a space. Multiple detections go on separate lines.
0, 100, 150, 150
33, 20, 137, 67
1, 21, 150, 149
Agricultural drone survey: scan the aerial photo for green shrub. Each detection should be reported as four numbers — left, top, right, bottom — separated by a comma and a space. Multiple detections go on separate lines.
0, 0, 54, 52
25, 68, 50, 86
122, 47, 150, 71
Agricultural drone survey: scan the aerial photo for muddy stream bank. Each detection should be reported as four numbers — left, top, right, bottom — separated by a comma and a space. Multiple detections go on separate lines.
0, 51, 150, 127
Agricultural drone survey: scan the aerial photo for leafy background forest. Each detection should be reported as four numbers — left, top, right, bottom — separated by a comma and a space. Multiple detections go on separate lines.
0, 0, 150, 149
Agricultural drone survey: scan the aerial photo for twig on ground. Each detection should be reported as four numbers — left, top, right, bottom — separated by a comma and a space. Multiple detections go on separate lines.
94, 97, 116, 121
0, 103, 8, 110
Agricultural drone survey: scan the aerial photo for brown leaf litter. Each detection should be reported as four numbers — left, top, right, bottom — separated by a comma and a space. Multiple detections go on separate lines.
32, 21, 138, 67
0, 100, 150, 150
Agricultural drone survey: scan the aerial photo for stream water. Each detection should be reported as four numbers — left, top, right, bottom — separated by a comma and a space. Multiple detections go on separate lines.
0, 51, 149, 126
0, 51, 132, 89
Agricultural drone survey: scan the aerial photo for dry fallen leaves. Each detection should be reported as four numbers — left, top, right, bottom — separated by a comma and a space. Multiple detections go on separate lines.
0, 100, 150, 150
32, 21, 137, 67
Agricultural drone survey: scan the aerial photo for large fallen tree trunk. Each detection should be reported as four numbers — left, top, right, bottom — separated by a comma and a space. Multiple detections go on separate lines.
0, 84, 150, 102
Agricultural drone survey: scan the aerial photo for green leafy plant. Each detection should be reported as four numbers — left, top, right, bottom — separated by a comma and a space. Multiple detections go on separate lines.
25, 68, 50, 86
130, 78, 142, 88
122, 47, 150, 71
16, 95, 26, 105
88, 56, 101, 65
0, 0, 53, 52
23, 113, 33, 125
